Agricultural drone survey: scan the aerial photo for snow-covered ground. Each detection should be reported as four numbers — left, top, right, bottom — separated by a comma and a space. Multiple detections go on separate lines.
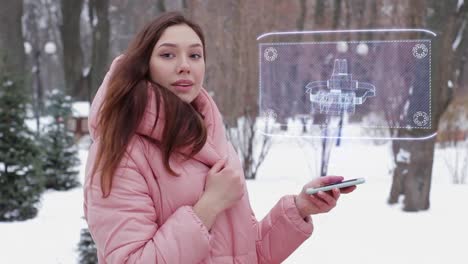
254, 137, 468, 264
0, 136, 467, 263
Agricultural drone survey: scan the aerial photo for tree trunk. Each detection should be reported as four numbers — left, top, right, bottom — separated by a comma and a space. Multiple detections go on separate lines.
389, 0, 466, 211
404, 137, 436, 210
60, 0, 85, 99
388, 140, 405, 204
89, 0, 110, 102
390, 135, 436, 211
0, 0, 25, 76
163, 0, 187, 11
387, 0, 422, 205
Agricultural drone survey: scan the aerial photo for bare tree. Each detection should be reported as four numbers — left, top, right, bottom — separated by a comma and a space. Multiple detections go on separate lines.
0, 0, 26, 76
188, 0, 278, 179
108, 0, 167, 59
301, 0, 382, 176
88, 0, 110, 101
388, 0, 468, 211
60, 0, 85, 99
22, 1, 43, 133
163, 0, 187, 11
227, 111, 274, 180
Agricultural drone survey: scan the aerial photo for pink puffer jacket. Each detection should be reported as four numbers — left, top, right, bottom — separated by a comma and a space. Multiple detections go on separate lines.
83, 57, 313, 263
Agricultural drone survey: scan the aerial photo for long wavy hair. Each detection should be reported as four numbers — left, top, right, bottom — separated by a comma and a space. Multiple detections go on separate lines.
93, 12, 208, 197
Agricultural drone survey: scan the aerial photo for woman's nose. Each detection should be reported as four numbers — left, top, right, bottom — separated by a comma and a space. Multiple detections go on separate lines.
176, 58, 190, 74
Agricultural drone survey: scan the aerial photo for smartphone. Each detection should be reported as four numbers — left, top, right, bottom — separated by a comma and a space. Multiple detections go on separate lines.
305, 178, 365, 195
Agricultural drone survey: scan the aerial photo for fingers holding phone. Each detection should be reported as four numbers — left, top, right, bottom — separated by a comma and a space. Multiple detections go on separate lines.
295, 176, 363, 218
305, 177, 364, 195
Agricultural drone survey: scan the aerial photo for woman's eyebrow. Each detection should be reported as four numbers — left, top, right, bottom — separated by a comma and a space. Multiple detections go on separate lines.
157, 43, 202, 49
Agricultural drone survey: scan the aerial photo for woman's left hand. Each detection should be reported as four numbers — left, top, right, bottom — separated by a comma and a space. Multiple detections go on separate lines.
295, 176, 356, 219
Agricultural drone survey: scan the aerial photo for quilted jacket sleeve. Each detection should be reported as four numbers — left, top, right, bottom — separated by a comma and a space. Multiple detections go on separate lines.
253, 194, 314, 264
84, 145, 212, 264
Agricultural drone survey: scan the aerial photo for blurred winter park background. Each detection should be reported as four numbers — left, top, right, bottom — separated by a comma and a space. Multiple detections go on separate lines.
1, 0, 468, 263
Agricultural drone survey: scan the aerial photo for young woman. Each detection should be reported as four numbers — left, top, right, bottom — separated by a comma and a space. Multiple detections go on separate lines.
84, 11, 356, 264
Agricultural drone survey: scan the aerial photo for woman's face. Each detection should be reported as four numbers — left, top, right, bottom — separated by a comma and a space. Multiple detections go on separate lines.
149, 24, 205, 103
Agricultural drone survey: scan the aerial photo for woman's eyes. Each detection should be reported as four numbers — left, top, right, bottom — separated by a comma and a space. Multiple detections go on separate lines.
159, 53, 202, 59
160, 53, 175, 58
190, 54, 202, 59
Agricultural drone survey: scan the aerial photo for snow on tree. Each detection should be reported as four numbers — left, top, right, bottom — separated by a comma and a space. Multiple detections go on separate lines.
40, 89, 80, 191
0, 71, 44, 222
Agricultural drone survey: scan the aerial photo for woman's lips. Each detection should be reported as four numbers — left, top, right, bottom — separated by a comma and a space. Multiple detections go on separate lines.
172, 84, 193, 92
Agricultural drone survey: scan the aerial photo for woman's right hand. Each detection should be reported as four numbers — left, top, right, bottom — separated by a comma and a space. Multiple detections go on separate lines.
202, 158, 245, 214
